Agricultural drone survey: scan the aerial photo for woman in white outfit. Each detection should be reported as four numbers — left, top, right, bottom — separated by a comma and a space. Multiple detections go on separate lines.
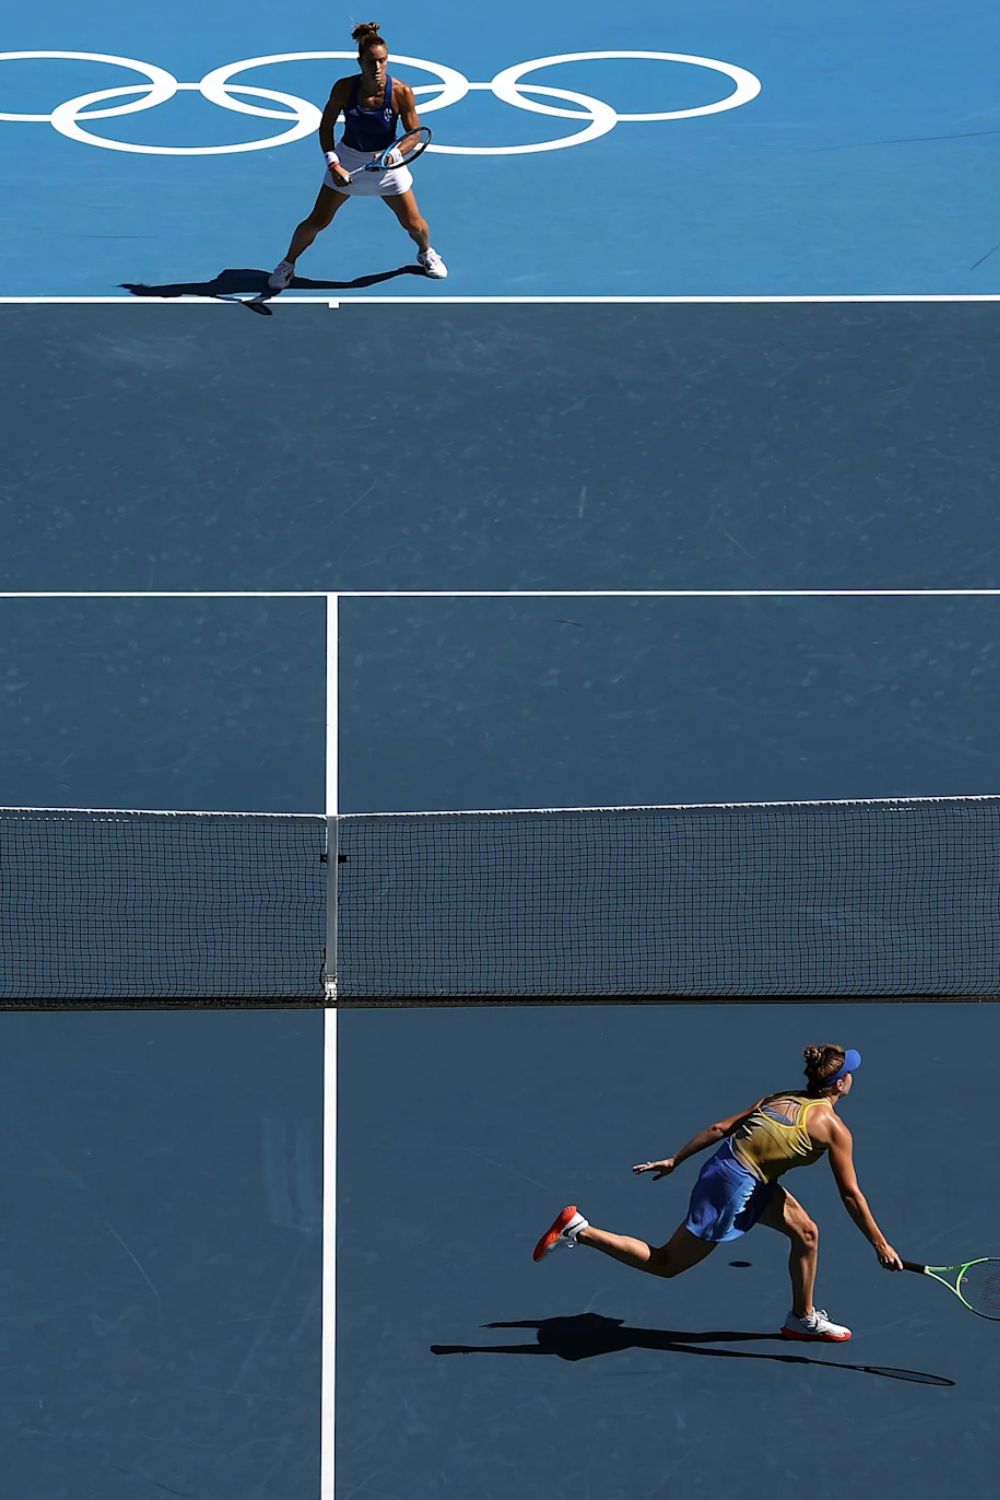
268, 21, 447, 290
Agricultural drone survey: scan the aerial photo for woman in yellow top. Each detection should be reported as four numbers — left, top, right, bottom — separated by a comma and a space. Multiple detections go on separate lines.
533, 1044, 903, 1342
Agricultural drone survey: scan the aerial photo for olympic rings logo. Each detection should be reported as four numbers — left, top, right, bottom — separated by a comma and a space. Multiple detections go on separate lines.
0, 50, 762, 157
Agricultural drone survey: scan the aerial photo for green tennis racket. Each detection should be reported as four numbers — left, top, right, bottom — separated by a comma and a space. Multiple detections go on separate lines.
902, 1257, 1000, 1320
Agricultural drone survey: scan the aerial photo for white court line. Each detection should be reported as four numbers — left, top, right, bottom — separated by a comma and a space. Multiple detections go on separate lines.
320, 593, 338, 1500
4, 590, 1000, 599
0, 295, 334, 305
329, 294, 1000, 306
0, 802, 322, 817
325, 593, 339, 999
327, 589, 1000, 599
1, 293, 1000, 305
321, 1006, 337, 1500
0, 590, 331, 598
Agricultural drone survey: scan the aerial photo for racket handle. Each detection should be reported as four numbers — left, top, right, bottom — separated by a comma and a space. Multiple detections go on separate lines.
900, 1259, 927, 1274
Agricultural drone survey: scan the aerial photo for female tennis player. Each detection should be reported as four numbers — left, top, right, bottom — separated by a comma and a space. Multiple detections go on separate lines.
533, 1044, 903, 1342
267, 22, 447, 290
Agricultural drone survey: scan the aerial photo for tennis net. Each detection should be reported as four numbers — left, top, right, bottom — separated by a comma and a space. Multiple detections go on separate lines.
0, 807, 327, 1002
335, 796, 1000, 1000
2, 796, 998, 1003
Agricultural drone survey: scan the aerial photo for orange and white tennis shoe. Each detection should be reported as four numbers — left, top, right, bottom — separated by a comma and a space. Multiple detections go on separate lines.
781, 1308, 852, 1341
532, 1205, 589, 1262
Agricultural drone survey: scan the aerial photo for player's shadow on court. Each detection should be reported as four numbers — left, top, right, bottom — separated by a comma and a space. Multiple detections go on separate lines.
120, 265, 426, 299
431, 1313, 953, 1386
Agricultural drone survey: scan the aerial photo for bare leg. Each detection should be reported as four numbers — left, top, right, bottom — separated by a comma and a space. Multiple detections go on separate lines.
758, 1187, 819, 1317
282, 184, 351, 266
382, 188, 431, 253
578, 1220, 718, 1279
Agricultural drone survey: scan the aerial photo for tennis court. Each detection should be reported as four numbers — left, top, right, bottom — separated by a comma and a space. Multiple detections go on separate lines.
3, 1, 999, 296
2, 2, 999, 1495
0, 602, 327, 1494
0, 1009, 324, 1500
339, 1002, 999, 1500
339, 593, 1000, 811
3, 300, 1000, 590
0, 598, 325, 811
336, 580, 1000, 1492
4, 294, 1000, 1486
1, 573, 998, 1490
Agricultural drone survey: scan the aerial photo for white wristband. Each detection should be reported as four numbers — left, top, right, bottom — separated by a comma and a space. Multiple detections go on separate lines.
324, 150, 340, 167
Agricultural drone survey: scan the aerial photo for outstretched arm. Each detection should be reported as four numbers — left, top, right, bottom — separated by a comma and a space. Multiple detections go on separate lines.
633, 1099, 761, 1179
827, 1118, 902, 1269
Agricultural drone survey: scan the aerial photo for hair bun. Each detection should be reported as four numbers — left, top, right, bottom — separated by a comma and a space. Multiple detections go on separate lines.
803, 1045, 824, 1068
352, 20, 381, 40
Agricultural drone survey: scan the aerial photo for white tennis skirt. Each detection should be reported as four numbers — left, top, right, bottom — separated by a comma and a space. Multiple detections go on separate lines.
324, 140, 414, 198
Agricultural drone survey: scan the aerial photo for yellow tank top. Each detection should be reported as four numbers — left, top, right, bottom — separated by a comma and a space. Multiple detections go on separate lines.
730, 1094, 832, 1184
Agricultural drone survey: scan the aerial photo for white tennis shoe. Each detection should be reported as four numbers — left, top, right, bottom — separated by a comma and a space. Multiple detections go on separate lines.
418, 247, 448, 279
781, 1308, 852, 1342
267, 259, 296, 291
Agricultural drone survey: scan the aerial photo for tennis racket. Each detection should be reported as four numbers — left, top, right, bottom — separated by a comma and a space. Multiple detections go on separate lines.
340, 127, 433, 178
902, 1257, 1000, 1320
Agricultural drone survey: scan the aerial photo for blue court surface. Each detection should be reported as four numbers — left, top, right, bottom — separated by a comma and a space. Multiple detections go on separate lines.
4, 453, 1000, 818
0, 608, 326, 1496
0, 598, 325, 811
3, 16, 1000, 1488
340, 596, 1000, 810
338, 1002, 1000, 1500
0, 582, 996, 1490
3, 2, 999, 296
3, 300, 1000, 591
0, 1007, 324, 1500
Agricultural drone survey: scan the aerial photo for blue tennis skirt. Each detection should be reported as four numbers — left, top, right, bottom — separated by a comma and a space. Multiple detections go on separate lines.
684, 1139, 775, 1242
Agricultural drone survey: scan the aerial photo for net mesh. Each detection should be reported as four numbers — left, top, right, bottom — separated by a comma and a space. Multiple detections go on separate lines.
1, 796, 999, 1004
0, 808, 327, 1002
336, 797, 1000, 1000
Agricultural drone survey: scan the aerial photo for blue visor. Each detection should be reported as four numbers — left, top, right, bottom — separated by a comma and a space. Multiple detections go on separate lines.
827, 1048, 862, 1085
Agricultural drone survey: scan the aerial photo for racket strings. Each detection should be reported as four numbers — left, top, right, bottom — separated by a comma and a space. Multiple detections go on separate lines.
392, 127, 431, 164
959, 1261, 1000, 1319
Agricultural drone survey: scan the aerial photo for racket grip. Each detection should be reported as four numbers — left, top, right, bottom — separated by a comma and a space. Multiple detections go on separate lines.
900, 1260, 926, 1274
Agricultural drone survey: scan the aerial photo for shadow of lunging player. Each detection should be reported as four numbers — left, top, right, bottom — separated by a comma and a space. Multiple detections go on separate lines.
431, 1312, 953, 1386
120, 264, 427, 300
